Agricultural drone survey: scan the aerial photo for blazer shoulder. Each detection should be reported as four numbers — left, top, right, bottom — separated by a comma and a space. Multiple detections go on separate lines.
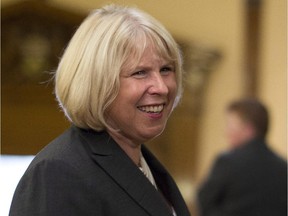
28, 126, 95, 171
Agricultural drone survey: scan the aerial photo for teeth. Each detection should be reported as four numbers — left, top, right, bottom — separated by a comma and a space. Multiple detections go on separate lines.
138, 105, 164, 113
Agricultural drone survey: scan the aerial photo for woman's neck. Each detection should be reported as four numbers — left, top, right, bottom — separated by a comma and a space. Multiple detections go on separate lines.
107, 130, 142, 166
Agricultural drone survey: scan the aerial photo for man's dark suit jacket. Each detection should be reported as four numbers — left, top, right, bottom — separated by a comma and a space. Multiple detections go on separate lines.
197, 138, 287, 216
9, 126, 190, 216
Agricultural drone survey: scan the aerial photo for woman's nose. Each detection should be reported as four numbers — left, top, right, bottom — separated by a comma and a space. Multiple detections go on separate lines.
147, 72, 169, 95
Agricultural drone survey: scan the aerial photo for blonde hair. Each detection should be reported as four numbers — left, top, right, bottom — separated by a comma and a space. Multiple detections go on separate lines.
55, 4, 183, 131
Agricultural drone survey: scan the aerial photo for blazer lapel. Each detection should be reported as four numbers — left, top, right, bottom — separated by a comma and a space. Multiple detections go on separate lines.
77, 128, 174, 216
142, 145, 191, 216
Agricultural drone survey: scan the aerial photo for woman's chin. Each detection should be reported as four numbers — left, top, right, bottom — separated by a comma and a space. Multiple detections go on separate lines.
140, 126, 166, 141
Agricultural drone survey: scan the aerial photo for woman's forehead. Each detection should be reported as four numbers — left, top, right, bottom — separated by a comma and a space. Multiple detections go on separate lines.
123, 47, 172, 71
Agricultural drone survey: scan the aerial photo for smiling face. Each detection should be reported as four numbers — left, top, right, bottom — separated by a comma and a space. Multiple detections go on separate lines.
106, 44, 177, 145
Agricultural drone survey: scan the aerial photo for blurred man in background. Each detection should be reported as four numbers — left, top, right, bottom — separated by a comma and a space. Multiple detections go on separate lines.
197, 98, 287, 216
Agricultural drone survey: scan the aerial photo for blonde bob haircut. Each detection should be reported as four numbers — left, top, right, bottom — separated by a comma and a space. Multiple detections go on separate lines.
55, 4, 183, 131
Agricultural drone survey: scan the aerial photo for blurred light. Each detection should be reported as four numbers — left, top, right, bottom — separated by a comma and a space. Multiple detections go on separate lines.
0, 155, 34, 216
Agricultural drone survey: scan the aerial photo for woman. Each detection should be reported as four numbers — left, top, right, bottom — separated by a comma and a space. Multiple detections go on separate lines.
9, 5, 190, 216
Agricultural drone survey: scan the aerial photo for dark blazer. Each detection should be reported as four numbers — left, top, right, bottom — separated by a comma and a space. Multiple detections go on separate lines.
197, 138, 287, 216
9, 126, 190, 216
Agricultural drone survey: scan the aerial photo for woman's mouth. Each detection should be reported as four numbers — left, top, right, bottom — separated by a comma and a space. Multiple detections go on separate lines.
137, 104, 164, 113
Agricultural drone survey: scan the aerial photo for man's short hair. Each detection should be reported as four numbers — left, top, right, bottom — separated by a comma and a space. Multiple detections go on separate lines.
227, 98, 269, 138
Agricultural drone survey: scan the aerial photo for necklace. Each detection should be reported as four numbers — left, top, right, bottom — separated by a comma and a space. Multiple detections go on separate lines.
138, 165, 148, 178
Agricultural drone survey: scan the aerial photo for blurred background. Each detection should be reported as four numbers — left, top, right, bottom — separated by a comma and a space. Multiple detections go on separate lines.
1, 0, 287, 214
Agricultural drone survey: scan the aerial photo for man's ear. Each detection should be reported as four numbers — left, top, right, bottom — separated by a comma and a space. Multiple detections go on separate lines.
244, 122, 257, 139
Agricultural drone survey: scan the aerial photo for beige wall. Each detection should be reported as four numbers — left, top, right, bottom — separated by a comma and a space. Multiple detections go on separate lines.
2, 0, 286, 211
259, 0, 287, 159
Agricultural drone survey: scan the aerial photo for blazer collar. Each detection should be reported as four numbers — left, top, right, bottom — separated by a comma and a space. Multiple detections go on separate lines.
75, 126, 175, 216
142, 145, 190, 216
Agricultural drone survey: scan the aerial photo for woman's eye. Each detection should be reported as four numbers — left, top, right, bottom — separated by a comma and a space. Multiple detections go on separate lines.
160, 66, 174, 74
132, 70, 146, 78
